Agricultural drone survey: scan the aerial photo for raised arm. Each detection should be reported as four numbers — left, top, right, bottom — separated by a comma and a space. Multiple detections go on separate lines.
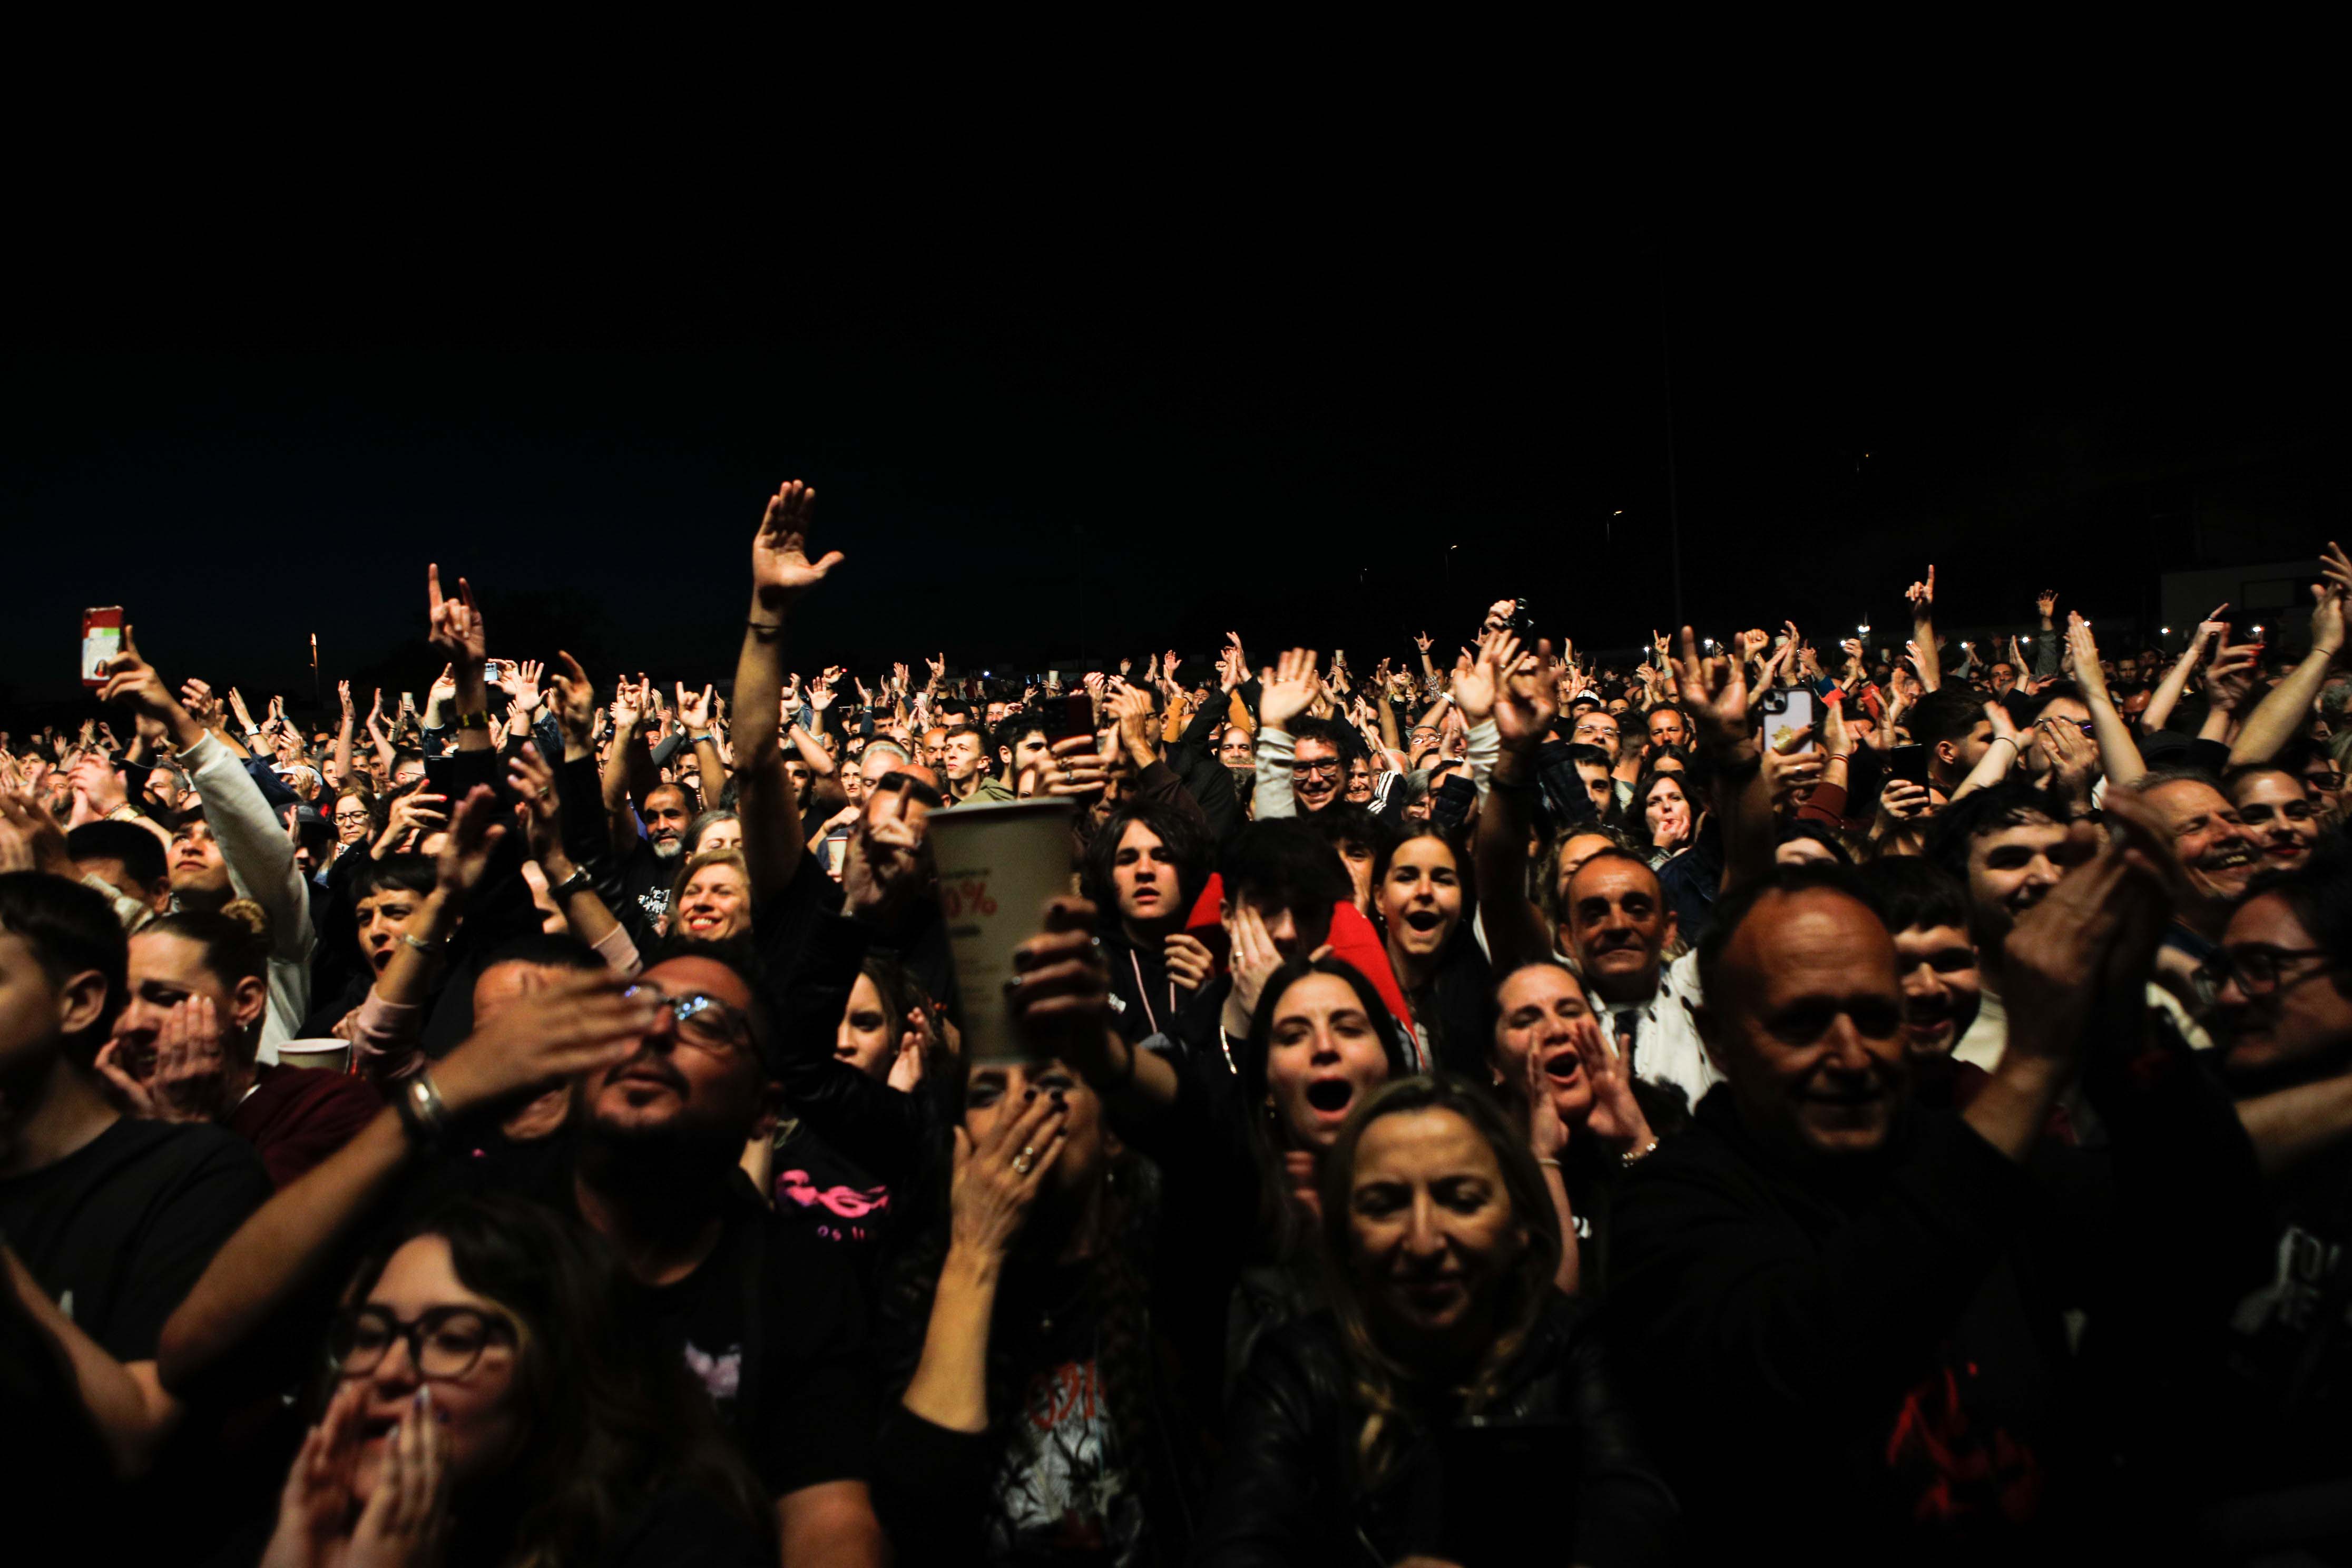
332, 681, 356, 791
1672, 626, 1773, 896
672, 682, 730, 807
2229, 544, 2349, 767
2144, 608, 2224, 734
736, 479, 840, 900
1478, 644, 1563, 974
1906, 566, 1942, 692
2064, 612, 2147, 786
159, 974, 661, 1392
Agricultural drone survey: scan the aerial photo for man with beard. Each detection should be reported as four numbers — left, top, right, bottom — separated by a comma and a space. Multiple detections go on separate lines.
599, 675, 695, 938
158, 942, 889, 1566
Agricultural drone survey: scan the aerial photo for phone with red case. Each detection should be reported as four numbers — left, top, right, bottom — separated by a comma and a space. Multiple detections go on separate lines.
81, 606, 124, 687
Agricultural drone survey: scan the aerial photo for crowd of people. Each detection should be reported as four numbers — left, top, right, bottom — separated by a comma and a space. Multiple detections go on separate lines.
3, 478, 2350, 1565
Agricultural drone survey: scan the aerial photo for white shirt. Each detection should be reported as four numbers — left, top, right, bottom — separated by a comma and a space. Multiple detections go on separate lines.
1596, 949, 1721, 1112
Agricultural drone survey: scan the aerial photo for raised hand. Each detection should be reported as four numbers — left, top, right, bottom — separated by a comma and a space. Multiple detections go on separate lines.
1492, 641, 1557, 753
2064, 612, 2110, 702
97, 628, 199, 748
2206, 643, 2262, 711
337, 680, 354, 719
428, 664, 458, 705
2036, 588, 2060, 620
378, 791, 448, 855
925, 652, 947, 683
674, 682, 716, 731
549, 652, 596, 748
1413, 630, 1433, 654
434, 785, 507, 903
1258, 648, 1322, 731
426, 563, 487, 662
1670, 625, 1753, 758
609, 677, 642, 732
429, 968, 665, 1120
749, 479, 840, 609
509, 658, 545, 716
1906, 565, 1936, 613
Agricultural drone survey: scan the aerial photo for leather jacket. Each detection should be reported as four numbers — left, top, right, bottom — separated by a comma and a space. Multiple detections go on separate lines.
1192, 1293, 1675, 1566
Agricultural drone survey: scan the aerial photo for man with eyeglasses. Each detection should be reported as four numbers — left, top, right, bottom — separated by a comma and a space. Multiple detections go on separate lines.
161, 940, 889, 1565
2168, 840, 2352, 1540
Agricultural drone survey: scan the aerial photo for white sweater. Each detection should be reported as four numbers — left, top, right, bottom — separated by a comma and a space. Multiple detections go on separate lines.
177, 733, 315, 1062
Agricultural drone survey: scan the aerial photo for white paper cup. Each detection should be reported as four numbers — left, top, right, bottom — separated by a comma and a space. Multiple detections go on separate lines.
926, 797, 1080, 1065
276, 1040, 352, 1074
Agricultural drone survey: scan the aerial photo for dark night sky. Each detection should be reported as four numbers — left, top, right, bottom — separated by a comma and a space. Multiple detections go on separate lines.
6, 98, 2344, 721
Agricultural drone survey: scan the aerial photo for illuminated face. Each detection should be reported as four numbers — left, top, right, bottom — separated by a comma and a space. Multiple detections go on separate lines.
1291, 738, 1343, 812
1574, 762, 1613, 814
672, 861, 751, 940
1379, 837, 1463, 966
1571, 712, 1620, 762
1641, 777, 1693, 850
1890, 923, 1980, 1056
1565, 857, 1673, 998
168, 820, 230, 900
1219, 729, 1255, 767
1109, 819, 1180, 929
1491, 964, 1596, 1126
1703, 890, 1908, 1158
1964, 817, 2083, 947
2143, 778, 2259, 912
940, 731, 985, 783
835, 972, 896, 1079
690, 817, 741, 857
1263, 971, 1392, 1152
356, 884, 428, 973
2214, 893, 2352, 1086
332, 795, 375, 846
1345, 1108, 1528, 1353
642, 786, 692, 860
2230, 769, 2320, 871
962, 1060, 1107, 1201
1646, 709, 1689, 750
348, 1236, 522, 1504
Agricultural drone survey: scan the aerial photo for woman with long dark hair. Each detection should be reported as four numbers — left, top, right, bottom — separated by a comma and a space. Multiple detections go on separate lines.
256, 1192, 770, 1566
1192, 1077, 1676, 1566
1369, 825, 1492, 1080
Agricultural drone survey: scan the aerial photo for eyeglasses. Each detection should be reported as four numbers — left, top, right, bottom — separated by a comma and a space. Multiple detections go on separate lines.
2198, 945, 2335, 996
331, 1305, 514, 1380
623, 984, 753, 1054
332, 809, 373, 824
1290, 759, 1343, 777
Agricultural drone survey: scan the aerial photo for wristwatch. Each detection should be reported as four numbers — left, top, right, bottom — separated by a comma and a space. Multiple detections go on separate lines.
451, 710, 490, 731
550, 868, 594, 901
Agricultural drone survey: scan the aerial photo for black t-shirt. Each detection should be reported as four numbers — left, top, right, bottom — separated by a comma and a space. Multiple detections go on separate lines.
640, 1181, 878, 1501
772, 1124, 893, 1275
620, 836, 680, 935
0, 1115, 269, 1364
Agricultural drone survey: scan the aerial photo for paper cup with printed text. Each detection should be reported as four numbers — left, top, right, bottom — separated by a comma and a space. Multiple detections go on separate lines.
926, 797, 1080, 1066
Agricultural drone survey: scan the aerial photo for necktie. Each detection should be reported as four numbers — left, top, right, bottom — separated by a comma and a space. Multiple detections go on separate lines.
1615, 1008, 1641, 1080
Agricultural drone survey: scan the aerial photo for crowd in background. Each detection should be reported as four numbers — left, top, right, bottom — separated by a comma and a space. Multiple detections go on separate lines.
4, 481, 2351, 1565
